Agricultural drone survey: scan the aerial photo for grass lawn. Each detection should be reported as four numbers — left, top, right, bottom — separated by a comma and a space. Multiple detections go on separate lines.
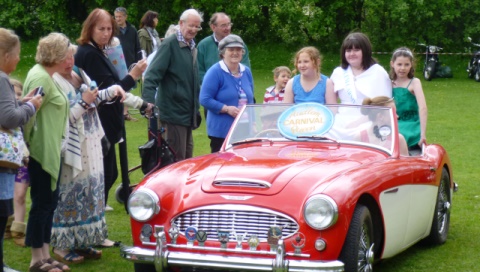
4, 42, 478, 271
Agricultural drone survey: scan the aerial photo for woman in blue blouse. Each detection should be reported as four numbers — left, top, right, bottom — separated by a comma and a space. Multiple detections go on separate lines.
200, 34, 254, 152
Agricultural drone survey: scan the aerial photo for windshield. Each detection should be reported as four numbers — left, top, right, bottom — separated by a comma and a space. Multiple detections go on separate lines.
225, 104, 397, 154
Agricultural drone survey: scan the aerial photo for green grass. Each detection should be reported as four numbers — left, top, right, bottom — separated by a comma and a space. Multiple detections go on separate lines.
5, 42, 478, 271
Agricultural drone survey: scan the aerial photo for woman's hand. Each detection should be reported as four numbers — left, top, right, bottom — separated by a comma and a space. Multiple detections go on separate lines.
82, 87, 98, 104
223, 105, 240, 118
28, 94, 43, 110
129, 59, 148, 81
145, 103, 154, 118
109, 85, 126, 102
22, 87, 39, 101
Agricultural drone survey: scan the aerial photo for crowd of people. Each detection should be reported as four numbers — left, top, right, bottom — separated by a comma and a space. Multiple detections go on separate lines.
0, 5, 427, 272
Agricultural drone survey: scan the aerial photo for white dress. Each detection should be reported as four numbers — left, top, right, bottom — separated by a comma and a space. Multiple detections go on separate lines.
50, 73, 113, 249
330, 64, 392, 105
330, 64, 392, 130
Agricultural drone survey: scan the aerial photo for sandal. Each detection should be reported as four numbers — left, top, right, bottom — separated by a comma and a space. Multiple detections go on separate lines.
29, 260, 61, 272
75, 247, 102, 259
98, 240, 122, 248
53, 249, 84, 264
45, 258, 70, 272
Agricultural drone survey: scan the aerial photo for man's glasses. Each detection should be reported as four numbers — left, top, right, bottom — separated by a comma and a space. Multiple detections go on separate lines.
186, 25, 202, 31
216, 23, 233, 29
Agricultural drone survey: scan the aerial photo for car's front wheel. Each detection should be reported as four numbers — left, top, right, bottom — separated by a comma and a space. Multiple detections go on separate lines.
423, 167, 451, 245
339, 204, 375, 272
134, 263, 156, 272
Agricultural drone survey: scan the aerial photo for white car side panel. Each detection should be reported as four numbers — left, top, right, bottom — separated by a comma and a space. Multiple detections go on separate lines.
379, 185, 438, 258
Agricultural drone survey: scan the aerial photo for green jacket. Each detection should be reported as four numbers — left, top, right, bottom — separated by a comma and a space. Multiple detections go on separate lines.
23, 64, 69, 190
142, 33, 200, 128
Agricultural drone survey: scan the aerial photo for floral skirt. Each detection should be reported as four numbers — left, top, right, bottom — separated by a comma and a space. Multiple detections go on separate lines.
50, 132, 107, 249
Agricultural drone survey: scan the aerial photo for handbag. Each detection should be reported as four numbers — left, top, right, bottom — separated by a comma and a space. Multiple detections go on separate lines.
0, 127, 25, 169
138, 130, 176, 175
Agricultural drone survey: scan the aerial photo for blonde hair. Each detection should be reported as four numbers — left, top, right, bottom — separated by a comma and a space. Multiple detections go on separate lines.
0, 28, 20, 67
35, 32, 72, 67
292, 46, 322, 74
272, 66, 291, 78
362, 96, 394, 106
9, 78, 23, 90
361, 96, 394, 120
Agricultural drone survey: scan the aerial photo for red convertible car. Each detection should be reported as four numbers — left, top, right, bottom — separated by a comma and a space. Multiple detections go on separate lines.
121, 103, 456, 272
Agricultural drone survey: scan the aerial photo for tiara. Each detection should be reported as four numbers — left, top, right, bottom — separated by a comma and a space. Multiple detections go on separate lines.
393, 48, 413, 57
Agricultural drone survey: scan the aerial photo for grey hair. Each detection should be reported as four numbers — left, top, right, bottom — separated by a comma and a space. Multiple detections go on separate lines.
114, 7, 127, 15
179, 8, 204, 22
209, 12, 229, 25
165, 24, 179, 38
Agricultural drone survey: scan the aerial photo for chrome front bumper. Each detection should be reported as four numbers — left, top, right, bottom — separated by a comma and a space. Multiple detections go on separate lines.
121, 229, 344, 272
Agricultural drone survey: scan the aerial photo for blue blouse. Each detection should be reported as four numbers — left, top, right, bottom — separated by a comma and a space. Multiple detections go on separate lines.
292, 74, 328, 104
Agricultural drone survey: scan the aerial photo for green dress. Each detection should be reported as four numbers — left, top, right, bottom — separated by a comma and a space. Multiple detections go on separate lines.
393, 78, 420, 148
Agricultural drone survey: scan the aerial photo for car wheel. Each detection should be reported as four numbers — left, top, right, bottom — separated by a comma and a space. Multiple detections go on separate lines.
424, 62, 435, 81
475, 70, 480, 82
423, 168, 451, 245
134, 263, 156, 272
339, 204, 375, 272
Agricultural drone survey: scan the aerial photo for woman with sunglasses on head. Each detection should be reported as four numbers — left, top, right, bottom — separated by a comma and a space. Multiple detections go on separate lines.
74, 8, 153, 247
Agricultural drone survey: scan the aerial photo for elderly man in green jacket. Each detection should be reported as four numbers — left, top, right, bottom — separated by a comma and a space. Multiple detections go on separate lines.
142, 8, 203, 161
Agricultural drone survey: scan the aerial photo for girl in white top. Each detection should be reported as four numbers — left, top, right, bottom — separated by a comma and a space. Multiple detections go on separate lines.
330, 32, 392, 105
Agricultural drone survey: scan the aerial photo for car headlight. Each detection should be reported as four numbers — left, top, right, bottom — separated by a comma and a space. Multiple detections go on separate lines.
429, 46, 436, 53
128, 188, 160, 222
303, 195, 338, 230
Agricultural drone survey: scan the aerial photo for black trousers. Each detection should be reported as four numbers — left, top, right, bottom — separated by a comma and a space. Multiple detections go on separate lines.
0, 215, 7, 267
209, 136, 225, 153
103, 142, 118, 205
25, 158, 59, 248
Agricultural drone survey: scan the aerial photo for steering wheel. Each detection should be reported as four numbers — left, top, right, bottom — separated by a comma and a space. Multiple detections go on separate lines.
255, 128, 282, 138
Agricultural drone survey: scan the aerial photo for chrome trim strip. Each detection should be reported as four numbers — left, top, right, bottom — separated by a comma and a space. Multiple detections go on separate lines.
121, 245, 344, 272
213, 178, 272, 188
170, 204, 299, 242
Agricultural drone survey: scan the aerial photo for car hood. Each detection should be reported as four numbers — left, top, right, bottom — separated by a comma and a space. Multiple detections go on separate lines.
198, 143, 383, 196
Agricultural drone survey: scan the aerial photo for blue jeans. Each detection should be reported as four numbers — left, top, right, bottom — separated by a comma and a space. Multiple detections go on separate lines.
0, 173, 14, 200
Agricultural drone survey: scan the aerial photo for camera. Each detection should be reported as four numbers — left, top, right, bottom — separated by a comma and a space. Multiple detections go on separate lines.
35, 86, 44, 96
90, 81, 97, 90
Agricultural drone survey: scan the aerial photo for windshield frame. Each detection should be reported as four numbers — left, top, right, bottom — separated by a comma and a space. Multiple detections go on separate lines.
223, 104, 400, 157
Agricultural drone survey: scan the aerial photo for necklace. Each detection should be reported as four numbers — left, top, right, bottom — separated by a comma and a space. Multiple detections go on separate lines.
223, 60, 240, 77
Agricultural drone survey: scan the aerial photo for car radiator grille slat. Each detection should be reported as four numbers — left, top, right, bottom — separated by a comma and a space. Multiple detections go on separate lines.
172, 206, 299, 241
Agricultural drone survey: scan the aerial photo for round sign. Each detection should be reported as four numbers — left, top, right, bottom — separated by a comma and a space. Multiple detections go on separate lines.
277, 103, 334, 140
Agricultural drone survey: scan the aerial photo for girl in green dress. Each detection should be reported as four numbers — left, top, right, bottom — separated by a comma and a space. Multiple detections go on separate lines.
390, 47, 427, 151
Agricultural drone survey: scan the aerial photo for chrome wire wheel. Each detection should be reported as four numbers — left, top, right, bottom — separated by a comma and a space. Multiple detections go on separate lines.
436, 173, 451, 235
358, 224, 374, 272
424, 167, 451, 245
339, 204, 375, 272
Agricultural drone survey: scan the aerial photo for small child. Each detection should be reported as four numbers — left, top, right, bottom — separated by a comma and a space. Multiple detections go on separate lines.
263, 66, 291, 103
8, 78, 29, 247
390, 47, 427, 151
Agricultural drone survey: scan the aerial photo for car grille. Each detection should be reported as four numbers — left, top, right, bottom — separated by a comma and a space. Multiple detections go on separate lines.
172, 204, 299, 241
